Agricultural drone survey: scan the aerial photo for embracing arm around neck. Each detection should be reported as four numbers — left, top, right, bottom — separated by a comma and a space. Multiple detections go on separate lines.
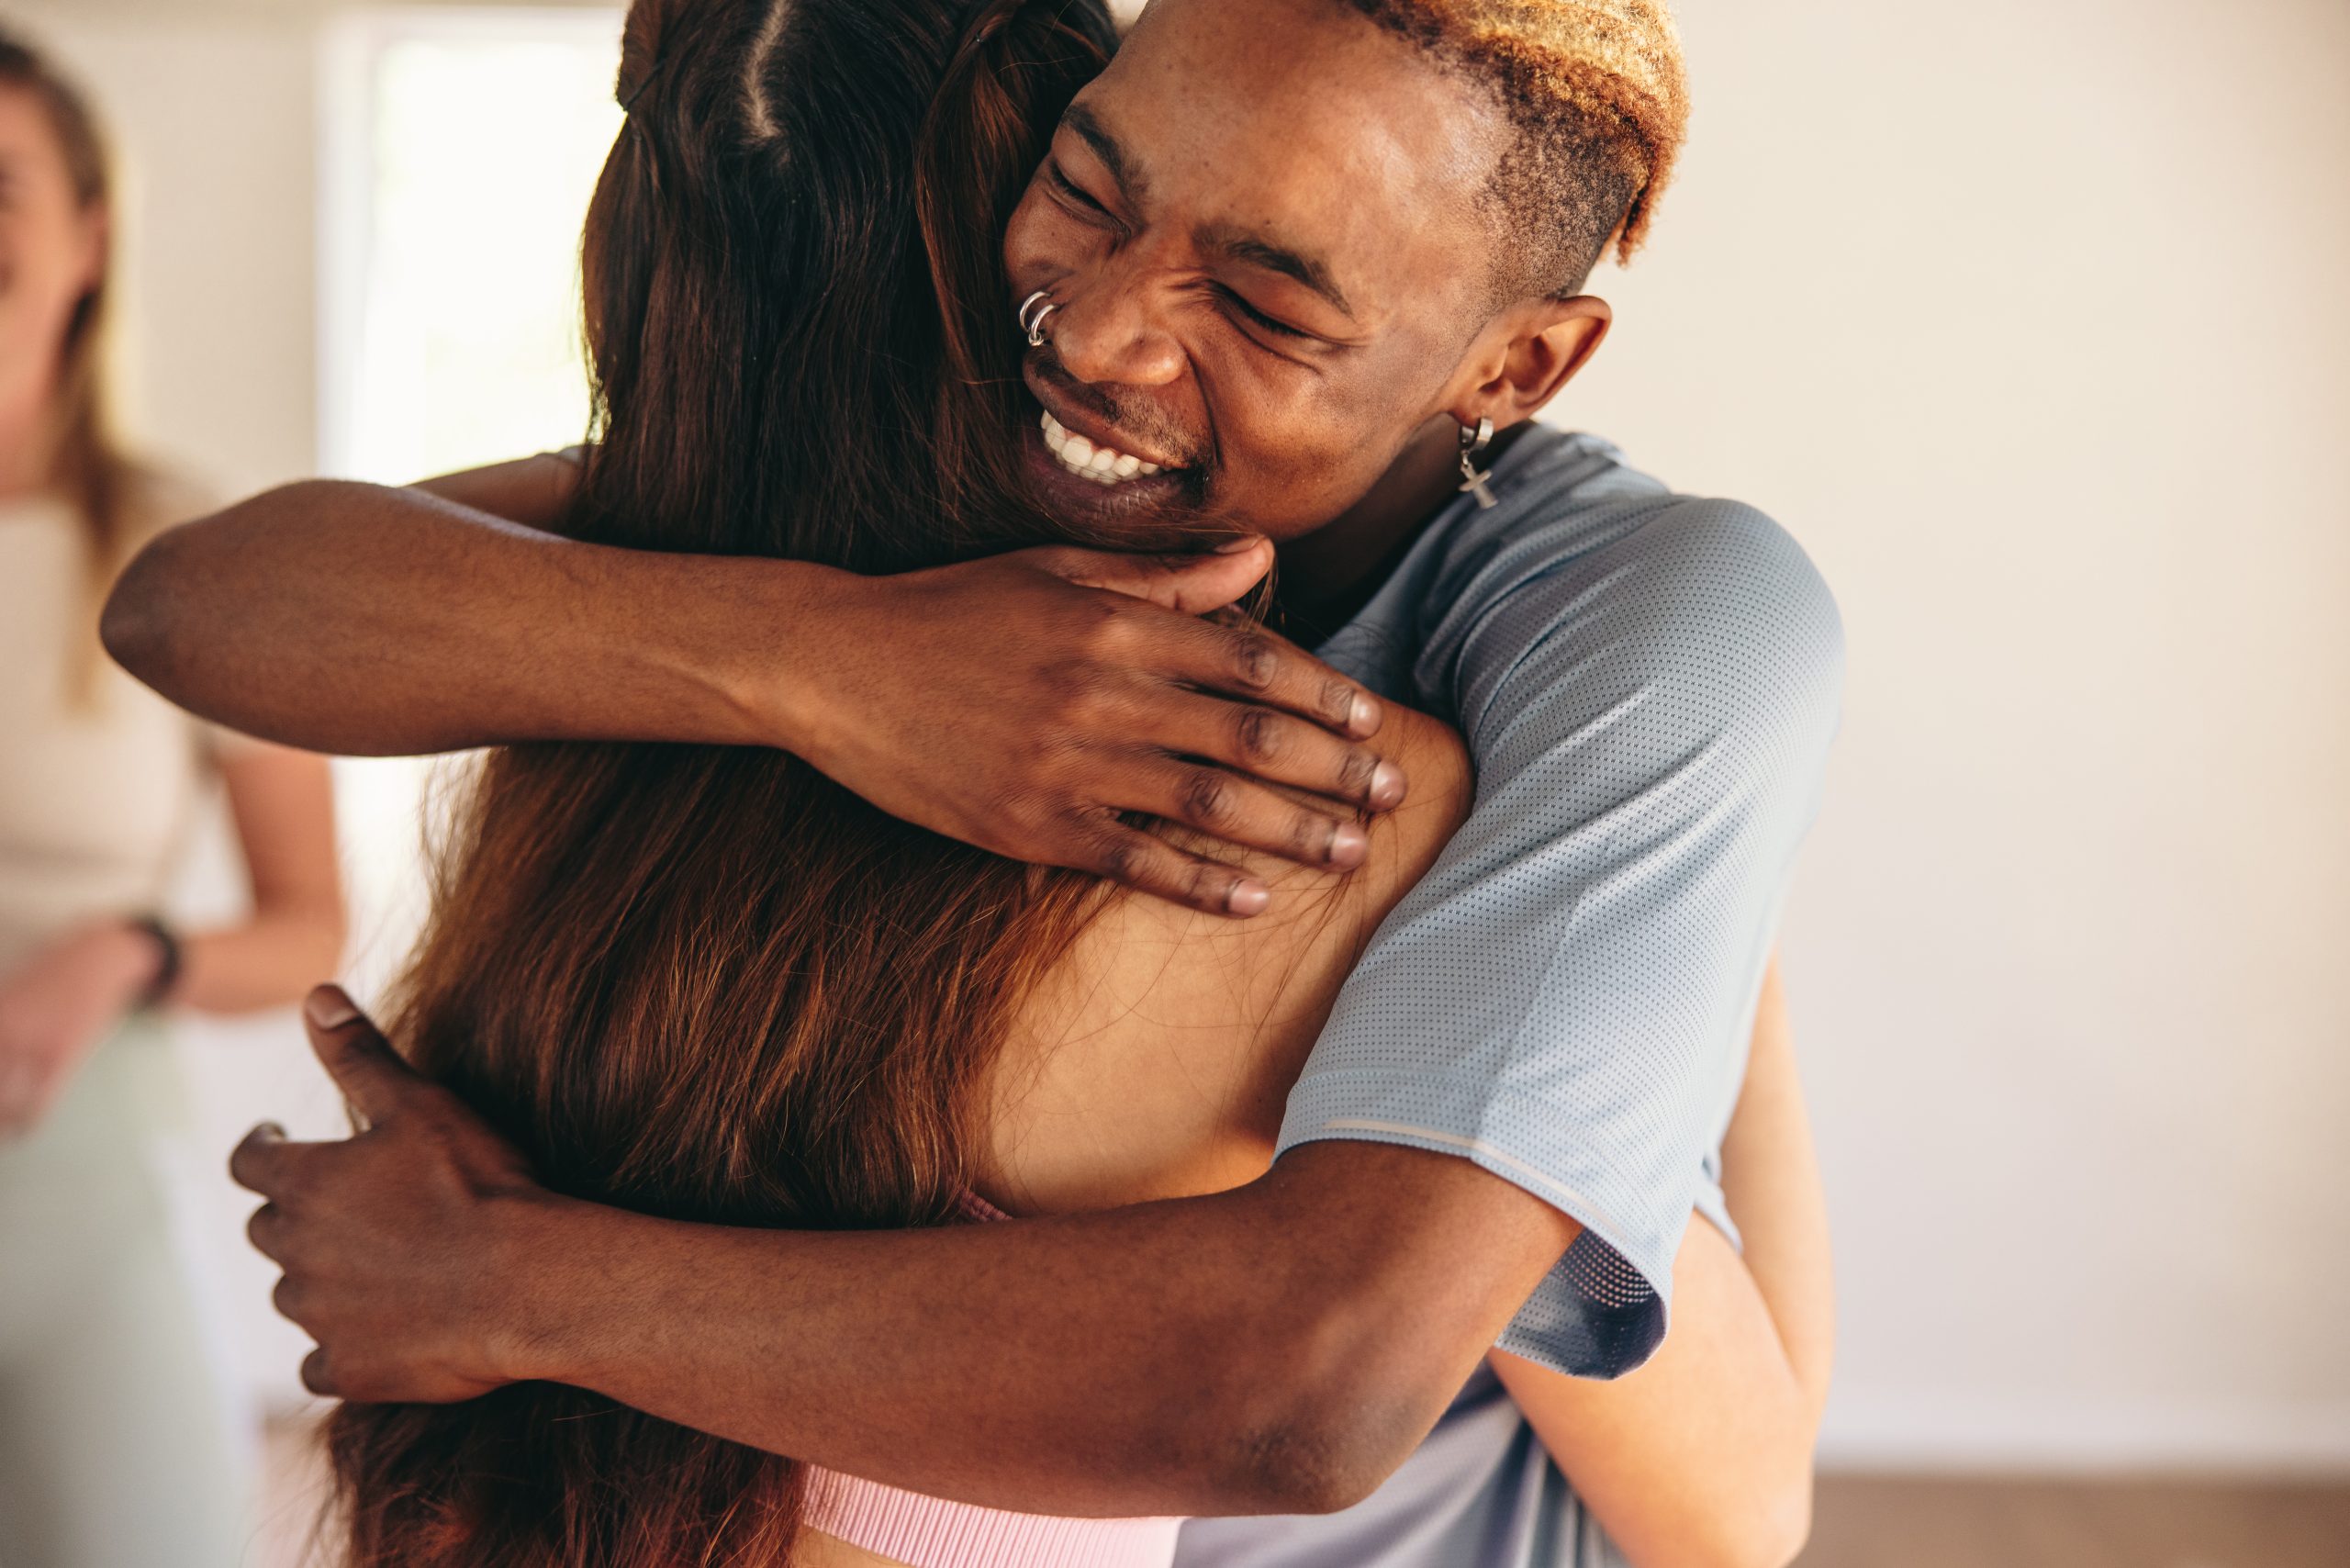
98, 458, 809, 758
98, 460, 1409, 913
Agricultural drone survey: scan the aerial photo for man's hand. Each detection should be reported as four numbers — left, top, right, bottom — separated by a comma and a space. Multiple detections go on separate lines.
105, 476, 1404, 918
0, 922, 161, 1137
227, 985, 1584, 1512
230, 986, 544, 1404
779, 539, 1406, 916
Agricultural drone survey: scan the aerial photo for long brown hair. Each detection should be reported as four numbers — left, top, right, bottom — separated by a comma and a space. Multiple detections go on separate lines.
326, 1, 1125, 1563
0, 29, 139, 650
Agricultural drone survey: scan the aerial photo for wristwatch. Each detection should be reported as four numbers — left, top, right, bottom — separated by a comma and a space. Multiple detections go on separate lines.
128, 914, 184, 1010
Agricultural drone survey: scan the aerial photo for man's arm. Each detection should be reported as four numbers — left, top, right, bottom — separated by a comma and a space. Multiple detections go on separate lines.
1491, 958, 1835, 1568
236, 990, 1579, 1518
101, 462, 1412, 913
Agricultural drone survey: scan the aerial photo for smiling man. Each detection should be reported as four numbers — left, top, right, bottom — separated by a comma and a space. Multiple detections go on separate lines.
109, 0, 1841, 1562
1008, 20, 1617, 554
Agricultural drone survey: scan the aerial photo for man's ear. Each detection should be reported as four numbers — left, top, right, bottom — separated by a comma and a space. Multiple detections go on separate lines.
1451, 295, 1613, 432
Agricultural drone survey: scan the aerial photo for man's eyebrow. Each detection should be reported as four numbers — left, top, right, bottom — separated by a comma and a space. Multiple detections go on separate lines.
1200, 226, 1355, 320
1060, 103, 1144, 207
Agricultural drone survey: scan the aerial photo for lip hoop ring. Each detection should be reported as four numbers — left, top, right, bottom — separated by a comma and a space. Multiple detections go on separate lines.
1017, 289, 1059, 348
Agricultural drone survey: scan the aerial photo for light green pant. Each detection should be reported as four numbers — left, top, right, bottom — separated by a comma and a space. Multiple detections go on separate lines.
0, 1021, 255, 1568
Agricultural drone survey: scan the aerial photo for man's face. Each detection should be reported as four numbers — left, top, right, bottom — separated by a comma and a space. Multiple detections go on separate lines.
1001, 0, 1516, 542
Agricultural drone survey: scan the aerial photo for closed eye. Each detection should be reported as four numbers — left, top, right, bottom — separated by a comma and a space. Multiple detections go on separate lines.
1047, 162, 1117, 223
1220, 286, 1313, 342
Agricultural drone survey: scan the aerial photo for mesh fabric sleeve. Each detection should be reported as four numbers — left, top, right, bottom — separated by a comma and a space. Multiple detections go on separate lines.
1276, 496, 1844, 1378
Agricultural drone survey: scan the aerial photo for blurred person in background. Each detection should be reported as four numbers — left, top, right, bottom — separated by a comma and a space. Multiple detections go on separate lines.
0, 28, 345, 1568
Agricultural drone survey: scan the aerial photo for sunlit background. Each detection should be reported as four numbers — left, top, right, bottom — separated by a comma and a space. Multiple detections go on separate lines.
320, 8, 618, 483
8, 0, 2346, 1562
24, 3, 630, 1430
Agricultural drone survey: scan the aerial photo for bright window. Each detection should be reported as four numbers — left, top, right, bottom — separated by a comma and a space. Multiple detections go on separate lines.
315, 8, 624, 1002
320, 7, 623, 482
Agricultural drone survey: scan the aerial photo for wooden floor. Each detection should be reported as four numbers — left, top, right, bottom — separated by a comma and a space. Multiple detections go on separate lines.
1796, 1475, 2350, 1568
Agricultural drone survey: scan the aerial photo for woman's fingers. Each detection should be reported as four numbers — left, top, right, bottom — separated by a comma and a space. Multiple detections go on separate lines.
1158, 690, 1407, 812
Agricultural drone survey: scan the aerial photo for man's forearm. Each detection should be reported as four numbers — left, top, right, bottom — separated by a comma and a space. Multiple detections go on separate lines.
102, 479, 823, 756
493, 1143, 1575, 1518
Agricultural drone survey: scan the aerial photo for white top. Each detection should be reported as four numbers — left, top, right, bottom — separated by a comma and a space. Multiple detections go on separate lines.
0, 486, 222, 973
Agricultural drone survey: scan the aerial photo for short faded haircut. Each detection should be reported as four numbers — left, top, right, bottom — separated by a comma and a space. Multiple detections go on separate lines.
1337, 0, 1689, 300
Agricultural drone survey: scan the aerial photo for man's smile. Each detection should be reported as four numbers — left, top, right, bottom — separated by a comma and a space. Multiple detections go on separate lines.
1038, 409, 1167, 486
1017, 359, 1207, 527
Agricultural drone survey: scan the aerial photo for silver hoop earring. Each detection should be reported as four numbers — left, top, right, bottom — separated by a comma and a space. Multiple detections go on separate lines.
1017, 289, 1059, 348
1457, 417, 1497, 510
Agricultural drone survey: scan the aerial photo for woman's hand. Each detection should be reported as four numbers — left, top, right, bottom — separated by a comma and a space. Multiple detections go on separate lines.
0, 922, 162, 1137
777, 539, 1407, 916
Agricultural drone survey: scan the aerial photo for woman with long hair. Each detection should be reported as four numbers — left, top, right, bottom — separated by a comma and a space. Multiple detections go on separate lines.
329, 2, 1455, 1561
0, 28, 345, 1568
307, 0, 1828, 1564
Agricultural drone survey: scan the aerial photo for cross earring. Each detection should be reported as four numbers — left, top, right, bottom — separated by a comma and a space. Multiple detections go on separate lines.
1458, 417, 1497, 510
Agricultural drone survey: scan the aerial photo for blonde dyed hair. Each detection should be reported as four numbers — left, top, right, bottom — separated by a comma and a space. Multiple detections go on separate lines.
1341, 0, 1688, 294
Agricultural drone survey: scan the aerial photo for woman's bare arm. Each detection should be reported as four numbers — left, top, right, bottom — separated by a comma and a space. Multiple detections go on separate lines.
0, 742, 344, 1133
1491, 957, 1833, 1568
409, 450, 586, 530
101, 460, 1409, 914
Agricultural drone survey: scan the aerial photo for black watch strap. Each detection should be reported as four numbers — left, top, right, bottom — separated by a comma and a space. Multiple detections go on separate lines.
129, 914, 183, 1009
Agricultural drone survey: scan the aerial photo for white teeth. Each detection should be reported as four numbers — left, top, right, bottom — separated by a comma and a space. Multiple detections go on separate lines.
1038, 409, 1168, 487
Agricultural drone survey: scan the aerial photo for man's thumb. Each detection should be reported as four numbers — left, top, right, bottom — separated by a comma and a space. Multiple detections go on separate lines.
302, 985, 419, 1129
1036, 536, 1273, 614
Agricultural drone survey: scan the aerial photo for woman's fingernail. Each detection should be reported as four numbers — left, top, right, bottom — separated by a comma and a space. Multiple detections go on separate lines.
254, 1121, 287, 1143
1227, 879, 1271, 915
1328, 822, 1370, 868
1368, 762, 1406, 810
1215, 534, 1264, 554
305, 986, 360, 1029
1348, 693, 1378, 734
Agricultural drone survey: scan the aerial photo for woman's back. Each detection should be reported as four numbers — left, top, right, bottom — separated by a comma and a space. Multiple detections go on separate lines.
981, 709, 1470, 1215
799, 707, 1468, 1568
326, 0, 1473, 1563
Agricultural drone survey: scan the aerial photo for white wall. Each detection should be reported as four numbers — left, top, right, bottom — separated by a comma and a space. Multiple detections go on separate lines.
17, 0, 2349, 1470
1574, 0, 2350, 1471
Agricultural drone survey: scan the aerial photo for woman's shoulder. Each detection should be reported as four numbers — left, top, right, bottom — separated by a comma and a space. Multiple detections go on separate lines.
1357, 701, 1472, 907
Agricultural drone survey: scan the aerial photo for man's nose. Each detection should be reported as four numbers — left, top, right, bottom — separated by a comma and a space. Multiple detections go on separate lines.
1047, 261, 1185, 390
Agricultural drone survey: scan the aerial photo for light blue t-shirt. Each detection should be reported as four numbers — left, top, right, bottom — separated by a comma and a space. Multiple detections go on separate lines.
1177, 428, 1843, 1568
